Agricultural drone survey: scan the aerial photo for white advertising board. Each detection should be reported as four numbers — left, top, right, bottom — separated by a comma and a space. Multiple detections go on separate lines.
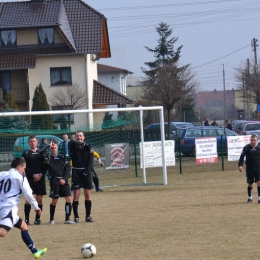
195, 137, 218, 164
140, 141, 175, 168
227, 135, 251, 161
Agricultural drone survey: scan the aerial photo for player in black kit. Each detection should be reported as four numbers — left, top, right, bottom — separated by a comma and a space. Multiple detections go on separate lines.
69, 131, 94, 223
238, 134, 260, 203
40, 142, 75, 224
22, 135, 47, 225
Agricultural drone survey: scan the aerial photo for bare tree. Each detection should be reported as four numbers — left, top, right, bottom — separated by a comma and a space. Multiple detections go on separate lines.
234, 59, 260, 119
141, 62, 199, 138
49, 84, 86, 129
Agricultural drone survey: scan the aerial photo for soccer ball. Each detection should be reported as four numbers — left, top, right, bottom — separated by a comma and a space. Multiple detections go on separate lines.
81, 243, 96, 258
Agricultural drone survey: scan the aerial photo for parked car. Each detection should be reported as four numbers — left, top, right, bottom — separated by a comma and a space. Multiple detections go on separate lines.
236, 121, 260, 135
13, 135, 62, 158
146, 122, 194, 141
231, 120, 247, 133
180, 126, 238, 156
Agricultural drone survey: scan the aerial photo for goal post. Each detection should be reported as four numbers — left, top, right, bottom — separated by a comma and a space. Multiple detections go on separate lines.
0, 106, 168, 187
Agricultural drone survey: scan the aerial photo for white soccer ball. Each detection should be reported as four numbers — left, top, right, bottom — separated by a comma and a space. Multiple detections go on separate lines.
81, 243, 96, 258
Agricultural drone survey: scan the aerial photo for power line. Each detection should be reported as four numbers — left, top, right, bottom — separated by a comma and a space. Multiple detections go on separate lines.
193, 44, 251, 68
97, 0, 246, 11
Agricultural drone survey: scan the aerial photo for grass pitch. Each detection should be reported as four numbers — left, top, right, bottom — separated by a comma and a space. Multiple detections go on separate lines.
1, 162, 259, 260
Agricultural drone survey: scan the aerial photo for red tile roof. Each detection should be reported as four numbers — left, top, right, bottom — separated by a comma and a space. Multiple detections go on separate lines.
0, 44, 74, 70
93, 80, 134, 105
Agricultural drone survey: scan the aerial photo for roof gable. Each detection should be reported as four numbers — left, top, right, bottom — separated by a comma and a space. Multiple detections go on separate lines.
0, 0, 111, 56
97, 64, 133, 74
93, 80, 134, 105
0, 0, 61, 28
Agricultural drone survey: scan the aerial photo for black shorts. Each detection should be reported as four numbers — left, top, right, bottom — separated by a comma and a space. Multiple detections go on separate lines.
246, 166, 260, 184
49, 178, 71, 199
71, 168, 93, 190
27, 176, 46, 195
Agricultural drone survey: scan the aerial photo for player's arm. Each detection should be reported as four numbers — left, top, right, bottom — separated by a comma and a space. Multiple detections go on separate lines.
238, 145, 247, 171
21, 151, 34, 178
93, 151, 104, 166
20, 175, 39, 211
63, 161, 71, 180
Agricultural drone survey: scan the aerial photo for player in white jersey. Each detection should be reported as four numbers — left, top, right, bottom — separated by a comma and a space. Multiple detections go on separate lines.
0, 158, 47, 259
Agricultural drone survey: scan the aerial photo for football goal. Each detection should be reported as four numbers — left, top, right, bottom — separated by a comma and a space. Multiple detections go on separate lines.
0, 106, 168, 187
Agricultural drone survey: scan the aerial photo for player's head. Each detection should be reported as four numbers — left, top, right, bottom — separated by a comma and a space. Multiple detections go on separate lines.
63, 134, 68, 141
28, 135, 38, 149
50, 142, 58, 155
75, 131, 85, 142
250, 134, 258, 147
11, 157, 26, 174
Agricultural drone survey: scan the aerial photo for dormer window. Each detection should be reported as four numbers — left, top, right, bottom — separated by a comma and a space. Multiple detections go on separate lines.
1, 30, 17, 46
38, 28, 54, 44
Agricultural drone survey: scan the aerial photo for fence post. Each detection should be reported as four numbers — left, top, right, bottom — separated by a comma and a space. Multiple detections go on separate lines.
178, 137, 182, 174
134, 139, 138, 177
221, 135, 224, 171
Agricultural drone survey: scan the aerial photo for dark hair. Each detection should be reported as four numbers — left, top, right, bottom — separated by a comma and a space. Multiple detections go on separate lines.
11, 157, 26, 168
28, 135, 36, 141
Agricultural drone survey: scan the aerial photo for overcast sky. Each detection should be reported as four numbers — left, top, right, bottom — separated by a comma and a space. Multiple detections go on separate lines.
85, 0, 260, 91
2, 0, 259, 92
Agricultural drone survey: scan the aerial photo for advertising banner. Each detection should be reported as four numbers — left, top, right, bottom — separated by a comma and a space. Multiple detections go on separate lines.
195, 137, 218, 164
140, 140, 175, 168
227, 135, 251, 161
105, 143, 130, 170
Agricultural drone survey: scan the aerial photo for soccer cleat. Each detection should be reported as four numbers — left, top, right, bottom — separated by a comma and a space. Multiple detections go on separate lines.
96, 189, 103, 192
74, 218, 79, 223
33, 248, 47, 259
86, 216, 93, 223
247, 198, 252, 203
64, 219, 75, 224
25, 219, 30, 225
258, 200, 260, 204
34, 219, 41, 225
49, 220, 54, 225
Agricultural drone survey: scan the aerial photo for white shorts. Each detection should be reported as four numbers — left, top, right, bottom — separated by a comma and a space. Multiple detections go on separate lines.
0, 206, 19, 229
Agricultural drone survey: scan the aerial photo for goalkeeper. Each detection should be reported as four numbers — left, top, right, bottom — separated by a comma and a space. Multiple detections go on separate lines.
92, 151, 104, 192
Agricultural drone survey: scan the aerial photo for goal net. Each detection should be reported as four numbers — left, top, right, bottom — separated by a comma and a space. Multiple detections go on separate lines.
0, 106, 168, 188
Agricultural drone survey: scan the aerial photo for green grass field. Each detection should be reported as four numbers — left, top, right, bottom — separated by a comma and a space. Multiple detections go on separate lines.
1, 160, 259, 260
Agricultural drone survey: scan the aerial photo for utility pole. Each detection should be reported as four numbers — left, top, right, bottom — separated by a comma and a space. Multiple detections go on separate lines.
223, 64, 226, 122
251, 38, 258, 65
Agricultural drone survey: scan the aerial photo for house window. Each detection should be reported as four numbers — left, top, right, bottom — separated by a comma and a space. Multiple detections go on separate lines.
1, 30, 17, 46
52, 106, 74, 124
38, 28, 54, 44
0, 71, 11, 99
50, 67, 72, 86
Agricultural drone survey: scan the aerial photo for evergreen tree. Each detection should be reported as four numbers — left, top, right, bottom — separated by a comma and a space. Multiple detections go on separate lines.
4, 92, 18, 109
102, 112, 113, 129
141, 22, 199, 138
31, 83, 54, 130
60, 115, 68, 130
0, 92, 29, 131
0, 108, 30, 130
142, 22, 183, 76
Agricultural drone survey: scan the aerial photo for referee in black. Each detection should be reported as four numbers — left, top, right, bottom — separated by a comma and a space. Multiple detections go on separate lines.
238, 134, 260, 203
40, 142, 75, 224
22, 135, 47, 225
69, 130, 94, 223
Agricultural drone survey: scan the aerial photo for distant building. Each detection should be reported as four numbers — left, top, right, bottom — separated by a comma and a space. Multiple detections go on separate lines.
97, 64, 133, 95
